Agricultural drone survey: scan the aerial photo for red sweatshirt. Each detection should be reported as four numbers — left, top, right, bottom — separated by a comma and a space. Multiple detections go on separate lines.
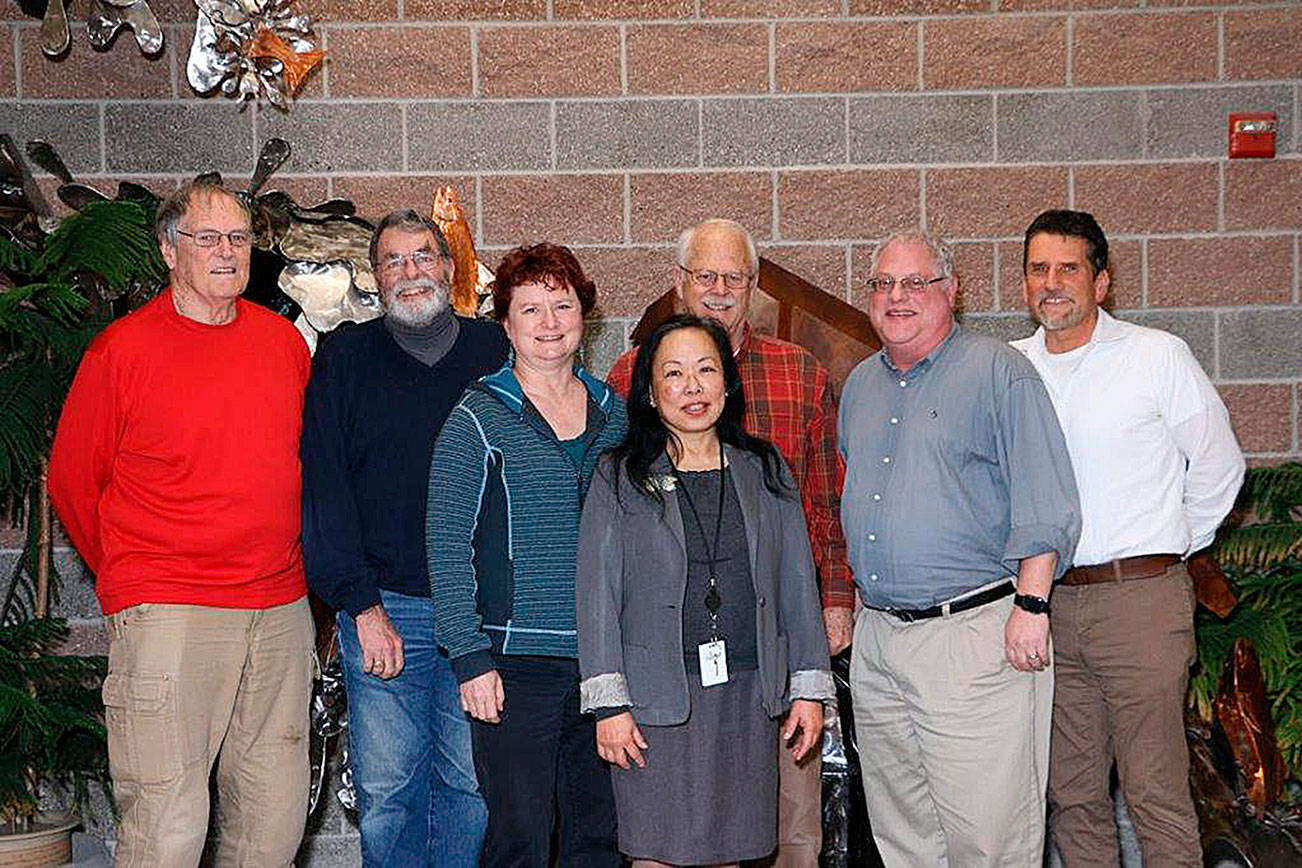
48, 290, 311, 615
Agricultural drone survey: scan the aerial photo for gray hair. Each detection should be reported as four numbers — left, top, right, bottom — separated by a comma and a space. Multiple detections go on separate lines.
675, 218, 759, 276
154, 179, 252, 247
369, 209, 452, 270
870, 229, 955, 280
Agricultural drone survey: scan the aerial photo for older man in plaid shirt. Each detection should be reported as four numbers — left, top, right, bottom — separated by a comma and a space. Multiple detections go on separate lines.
606, 217, 853, 867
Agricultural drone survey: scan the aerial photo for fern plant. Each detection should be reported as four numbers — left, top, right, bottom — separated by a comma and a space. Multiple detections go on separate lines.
0, 200, 164, 829
1191, 463, 1302, 782
0, 200, 165, 623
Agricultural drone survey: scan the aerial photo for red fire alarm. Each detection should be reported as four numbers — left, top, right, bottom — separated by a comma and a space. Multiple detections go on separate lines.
1228, 112, 1277, 159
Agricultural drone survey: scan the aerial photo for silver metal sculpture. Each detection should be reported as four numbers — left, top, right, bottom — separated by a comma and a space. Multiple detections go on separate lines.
39, 0, 163, 58
187, 0, 324, 108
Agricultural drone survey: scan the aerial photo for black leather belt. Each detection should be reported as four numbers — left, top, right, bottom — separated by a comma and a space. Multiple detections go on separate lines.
869, 581, 1016, 623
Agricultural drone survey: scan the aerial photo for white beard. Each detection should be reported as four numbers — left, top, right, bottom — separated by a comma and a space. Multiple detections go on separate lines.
384, 279, 450, 328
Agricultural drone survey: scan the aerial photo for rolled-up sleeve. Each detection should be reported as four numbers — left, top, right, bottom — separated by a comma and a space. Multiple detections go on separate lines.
996, 373, 1082, 580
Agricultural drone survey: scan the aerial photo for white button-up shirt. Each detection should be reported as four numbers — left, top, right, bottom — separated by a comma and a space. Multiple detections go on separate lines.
1012, 310, 1245, 566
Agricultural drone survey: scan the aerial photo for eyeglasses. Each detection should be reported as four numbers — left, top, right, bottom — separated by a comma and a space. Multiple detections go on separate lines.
679, 265, 753, 291
176, 229, 252, 248
379, 250, 446, 275
865, 275, 947, 295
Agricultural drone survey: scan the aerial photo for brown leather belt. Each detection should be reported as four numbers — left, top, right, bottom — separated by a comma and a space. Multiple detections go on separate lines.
1061, 554, 1182, 586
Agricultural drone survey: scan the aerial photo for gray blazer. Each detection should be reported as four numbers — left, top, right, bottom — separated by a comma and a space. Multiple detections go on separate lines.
577, 446, 834, 726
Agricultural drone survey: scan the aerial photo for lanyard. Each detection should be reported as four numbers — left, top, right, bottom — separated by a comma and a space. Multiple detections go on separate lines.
673, 439, 727, 641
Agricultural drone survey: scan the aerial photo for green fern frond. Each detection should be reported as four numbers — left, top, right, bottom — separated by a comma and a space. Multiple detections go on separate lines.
1238, 463, 1302, 522
36, 201, 165, 296
0, 236, 38, 276
1215, 525, 1302, 568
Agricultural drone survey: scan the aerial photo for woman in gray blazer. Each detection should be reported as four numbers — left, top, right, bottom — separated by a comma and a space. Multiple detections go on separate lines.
577, 315, 834, 867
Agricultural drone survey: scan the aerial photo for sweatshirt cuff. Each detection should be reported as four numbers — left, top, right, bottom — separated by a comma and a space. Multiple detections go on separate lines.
451, 650, 495, 684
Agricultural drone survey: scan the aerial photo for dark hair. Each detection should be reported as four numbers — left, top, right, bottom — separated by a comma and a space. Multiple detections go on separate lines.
1022, 209, 1109, 277
155, 179, 251, 247
369, 209, 452, 270
490, 243, 597, 321
608, 314, 791, 504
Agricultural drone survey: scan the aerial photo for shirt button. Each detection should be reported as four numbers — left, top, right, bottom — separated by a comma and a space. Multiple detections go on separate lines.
872, 493, 881, 501
868, 534, 876, 542
890, 417, 899, 424
882, 456, 891, 464
899, 380, 907, 388
869, 573, 879, 582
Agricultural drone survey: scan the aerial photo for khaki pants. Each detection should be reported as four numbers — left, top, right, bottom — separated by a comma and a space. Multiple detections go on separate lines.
102, 598, 315, 867
752, 731, 822, 867
1048, 566, 1200, 867
850, 594, 1052, 867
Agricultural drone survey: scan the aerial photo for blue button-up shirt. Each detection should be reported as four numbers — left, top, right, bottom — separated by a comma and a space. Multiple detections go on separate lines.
838, 324, 1081, 609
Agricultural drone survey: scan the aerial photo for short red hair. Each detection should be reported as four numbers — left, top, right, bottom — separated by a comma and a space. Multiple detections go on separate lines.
490, 243, 597, 321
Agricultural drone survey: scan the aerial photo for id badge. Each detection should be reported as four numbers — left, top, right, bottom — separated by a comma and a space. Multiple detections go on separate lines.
698, 639, 729, 687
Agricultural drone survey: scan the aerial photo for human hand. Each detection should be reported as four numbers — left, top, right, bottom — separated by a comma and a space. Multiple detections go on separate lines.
460, 670, 505, 723
1004, 607, 1050, 672
823, 606, 854, 656
596, 712, 648, 770
782, 699, 824, 762
355, 604, 405, 679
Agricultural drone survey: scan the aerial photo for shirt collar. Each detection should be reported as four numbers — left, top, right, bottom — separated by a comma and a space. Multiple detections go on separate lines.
878, 319, 961, 379
1028, 307, 1126, 358
733, 323, 752, 361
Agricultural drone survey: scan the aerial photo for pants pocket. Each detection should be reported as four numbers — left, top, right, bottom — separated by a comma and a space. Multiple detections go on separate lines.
102, 671, 183, 785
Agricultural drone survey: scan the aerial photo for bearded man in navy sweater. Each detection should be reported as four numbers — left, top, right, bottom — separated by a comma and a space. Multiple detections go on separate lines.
301, 209, 508, 867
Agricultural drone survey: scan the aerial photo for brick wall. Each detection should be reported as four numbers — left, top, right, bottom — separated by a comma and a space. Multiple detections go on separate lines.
3, 0, 1300, 862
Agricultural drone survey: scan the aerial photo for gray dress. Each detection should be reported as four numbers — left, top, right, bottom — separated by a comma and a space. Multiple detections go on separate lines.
611, 469, 780, 864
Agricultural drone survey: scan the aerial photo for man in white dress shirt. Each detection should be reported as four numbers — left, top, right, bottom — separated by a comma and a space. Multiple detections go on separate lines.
1011, 209, 1245, 867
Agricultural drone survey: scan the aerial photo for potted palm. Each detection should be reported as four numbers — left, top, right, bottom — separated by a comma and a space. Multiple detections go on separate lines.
0, 186, 165, 862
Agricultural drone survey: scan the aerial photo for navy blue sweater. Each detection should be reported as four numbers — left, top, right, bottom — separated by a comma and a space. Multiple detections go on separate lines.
428, 365, 628, 682
301, 316, 509, 616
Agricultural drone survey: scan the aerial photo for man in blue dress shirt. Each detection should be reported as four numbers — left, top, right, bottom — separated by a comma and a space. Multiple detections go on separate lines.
839, 229, 1081, 866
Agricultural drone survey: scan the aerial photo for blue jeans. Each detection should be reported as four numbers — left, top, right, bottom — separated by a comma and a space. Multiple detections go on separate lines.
339, 589, 487, 867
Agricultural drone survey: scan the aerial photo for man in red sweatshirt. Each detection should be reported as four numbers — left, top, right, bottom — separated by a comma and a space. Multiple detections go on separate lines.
48, 180, 314, 867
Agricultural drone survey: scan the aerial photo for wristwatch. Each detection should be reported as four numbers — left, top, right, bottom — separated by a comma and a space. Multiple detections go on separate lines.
1014, 593, 1051, 615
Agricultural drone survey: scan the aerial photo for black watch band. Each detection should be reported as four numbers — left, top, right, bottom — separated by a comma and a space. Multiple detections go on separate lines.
1014, 593, 1051, 615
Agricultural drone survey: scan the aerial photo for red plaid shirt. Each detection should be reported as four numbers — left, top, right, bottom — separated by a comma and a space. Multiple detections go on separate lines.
606, 326, 854, 610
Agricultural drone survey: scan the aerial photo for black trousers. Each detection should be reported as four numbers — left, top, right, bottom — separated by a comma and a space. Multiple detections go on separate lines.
472, 654, 619, 868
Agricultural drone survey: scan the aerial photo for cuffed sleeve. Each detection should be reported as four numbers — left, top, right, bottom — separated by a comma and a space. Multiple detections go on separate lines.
788, 668, 835, 703
580, 672, 633, 714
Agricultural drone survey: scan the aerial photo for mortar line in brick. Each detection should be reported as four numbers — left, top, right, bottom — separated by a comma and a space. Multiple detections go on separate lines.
1294, 382, 1299, 454
1215, 376, 1302, 386
768, 24, 776, 94
548, 101, 557, 171
470, 26, 480, 98
915, 21, 924, 91
619, 24, 628, 95
546, 0, 554, 19
696, 99, 704, 168
990, 94, 999, 161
